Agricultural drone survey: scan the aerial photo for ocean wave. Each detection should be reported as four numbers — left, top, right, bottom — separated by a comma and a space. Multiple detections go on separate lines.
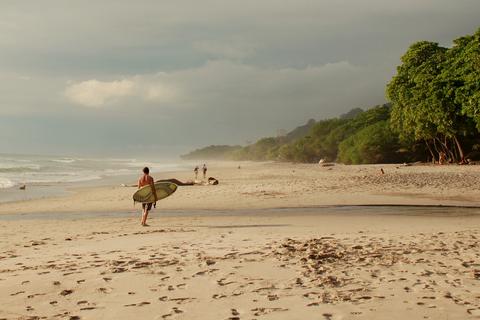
103, 168, 136, 176
0, 178, 15, 189
19, 174, 102, 184
0, 164, 41, 172
0, 154, 182, 188
51, 158, 76, 164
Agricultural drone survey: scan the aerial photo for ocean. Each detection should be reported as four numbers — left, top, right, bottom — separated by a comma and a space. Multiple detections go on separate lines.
0, 153, 185, 190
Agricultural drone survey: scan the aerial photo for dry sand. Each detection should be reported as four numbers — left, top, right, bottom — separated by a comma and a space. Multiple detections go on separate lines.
1, 162, 480, 319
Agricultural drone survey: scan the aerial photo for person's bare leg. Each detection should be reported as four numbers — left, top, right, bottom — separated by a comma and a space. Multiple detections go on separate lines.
142, 209, 150, 226
141, 208, 146, 225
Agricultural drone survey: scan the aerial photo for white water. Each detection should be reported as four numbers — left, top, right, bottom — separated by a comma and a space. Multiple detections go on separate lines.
0, 154, 184, 189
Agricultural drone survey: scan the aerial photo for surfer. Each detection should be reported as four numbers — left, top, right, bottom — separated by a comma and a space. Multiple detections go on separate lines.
138, 167, 157, 226
202, 164, 207, 179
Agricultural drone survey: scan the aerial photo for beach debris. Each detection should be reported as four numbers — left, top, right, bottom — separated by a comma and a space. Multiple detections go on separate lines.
380, 168, 385, 174
205, 259, 216, 266
208, 177, 219, 185
321, 163, 335, 167
19, 184, 26, 190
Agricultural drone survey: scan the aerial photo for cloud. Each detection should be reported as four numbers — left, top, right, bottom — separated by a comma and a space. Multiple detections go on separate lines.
63, 59, 373, 118
65, 79, 135, 107
65, 76, 179, 107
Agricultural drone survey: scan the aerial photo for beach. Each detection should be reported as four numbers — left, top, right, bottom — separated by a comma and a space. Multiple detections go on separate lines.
1, 161, 480, 215
1, 162, 480, 319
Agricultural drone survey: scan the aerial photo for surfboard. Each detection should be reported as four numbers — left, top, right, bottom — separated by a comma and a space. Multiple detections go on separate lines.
133, 182, 177, 204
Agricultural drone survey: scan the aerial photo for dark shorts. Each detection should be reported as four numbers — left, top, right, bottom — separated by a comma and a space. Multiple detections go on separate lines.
142, 203, 153, 211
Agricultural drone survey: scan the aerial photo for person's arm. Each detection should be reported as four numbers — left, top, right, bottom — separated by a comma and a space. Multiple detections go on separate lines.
137, 178, 141, 189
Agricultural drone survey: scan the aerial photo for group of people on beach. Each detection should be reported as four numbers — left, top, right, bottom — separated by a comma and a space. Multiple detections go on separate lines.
194, 164, 207, 180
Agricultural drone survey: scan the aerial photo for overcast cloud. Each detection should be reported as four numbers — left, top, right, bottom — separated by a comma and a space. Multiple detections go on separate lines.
0, 0, 479, 156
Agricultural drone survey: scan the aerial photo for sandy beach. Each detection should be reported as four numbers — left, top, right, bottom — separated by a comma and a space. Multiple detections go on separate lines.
1, 162, 480, 319
1, 162, 480, 215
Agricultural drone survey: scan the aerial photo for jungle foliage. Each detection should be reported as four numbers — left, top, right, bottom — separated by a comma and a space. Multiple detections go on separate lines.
183, 28, 480, 164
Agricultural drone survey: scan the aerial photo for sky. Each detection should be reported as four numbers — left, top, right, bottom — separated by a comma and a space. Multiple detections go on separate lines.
0, 0, 479, 157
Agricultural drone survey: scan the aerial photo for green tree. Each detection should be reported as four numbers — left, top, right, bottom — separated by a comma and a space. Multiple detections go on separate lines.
386, 40, 469, 162
338, 121, 405, 164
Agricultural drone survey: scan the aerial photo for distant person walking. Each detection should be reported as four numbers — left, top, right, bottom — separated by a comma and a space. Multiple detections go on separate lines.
202, 164, 207, 179
138, 167, 157, 226
194, 166, 199, 180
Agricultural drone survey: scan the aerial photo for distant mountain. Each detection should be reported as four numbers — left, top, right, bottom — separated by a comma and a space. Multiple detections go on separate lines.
285, 119, 316, 142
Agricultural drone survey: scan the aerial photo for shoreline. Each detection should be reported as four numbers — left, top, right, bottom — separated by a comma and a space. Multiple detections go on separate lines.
2, 161, 480, 215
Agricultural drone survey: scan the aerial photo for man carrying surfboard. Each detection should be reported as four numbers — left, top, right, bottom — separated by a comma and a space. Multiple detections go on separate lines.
138, 167, 157, 226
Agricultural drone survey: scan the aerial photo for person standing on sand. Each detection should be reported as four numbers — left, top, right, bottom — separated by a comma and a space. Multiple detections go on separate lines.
138, 167, 157, 226
202, 164, 207, 179
194, 166, 199, 180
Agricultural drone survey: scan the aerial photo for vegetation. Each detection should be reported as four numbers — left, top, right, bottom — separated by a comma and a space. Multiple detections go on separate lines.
183, 27, 480, 164
387, 28, 480, 163
181, 145, 242, 160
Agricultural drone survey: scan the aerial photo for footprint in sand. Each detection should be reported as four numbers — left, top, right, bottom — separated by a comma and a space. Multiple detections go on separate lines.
251, 307, 288, 316
80, 307, 96, 311
169, 297, 196, 305
124, 302, 150, 307
97, 287, 112, 294
267, 294, 279, 301
161, 307, 184, 318
60, 289, 74, 296
323, 313, 333, 320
